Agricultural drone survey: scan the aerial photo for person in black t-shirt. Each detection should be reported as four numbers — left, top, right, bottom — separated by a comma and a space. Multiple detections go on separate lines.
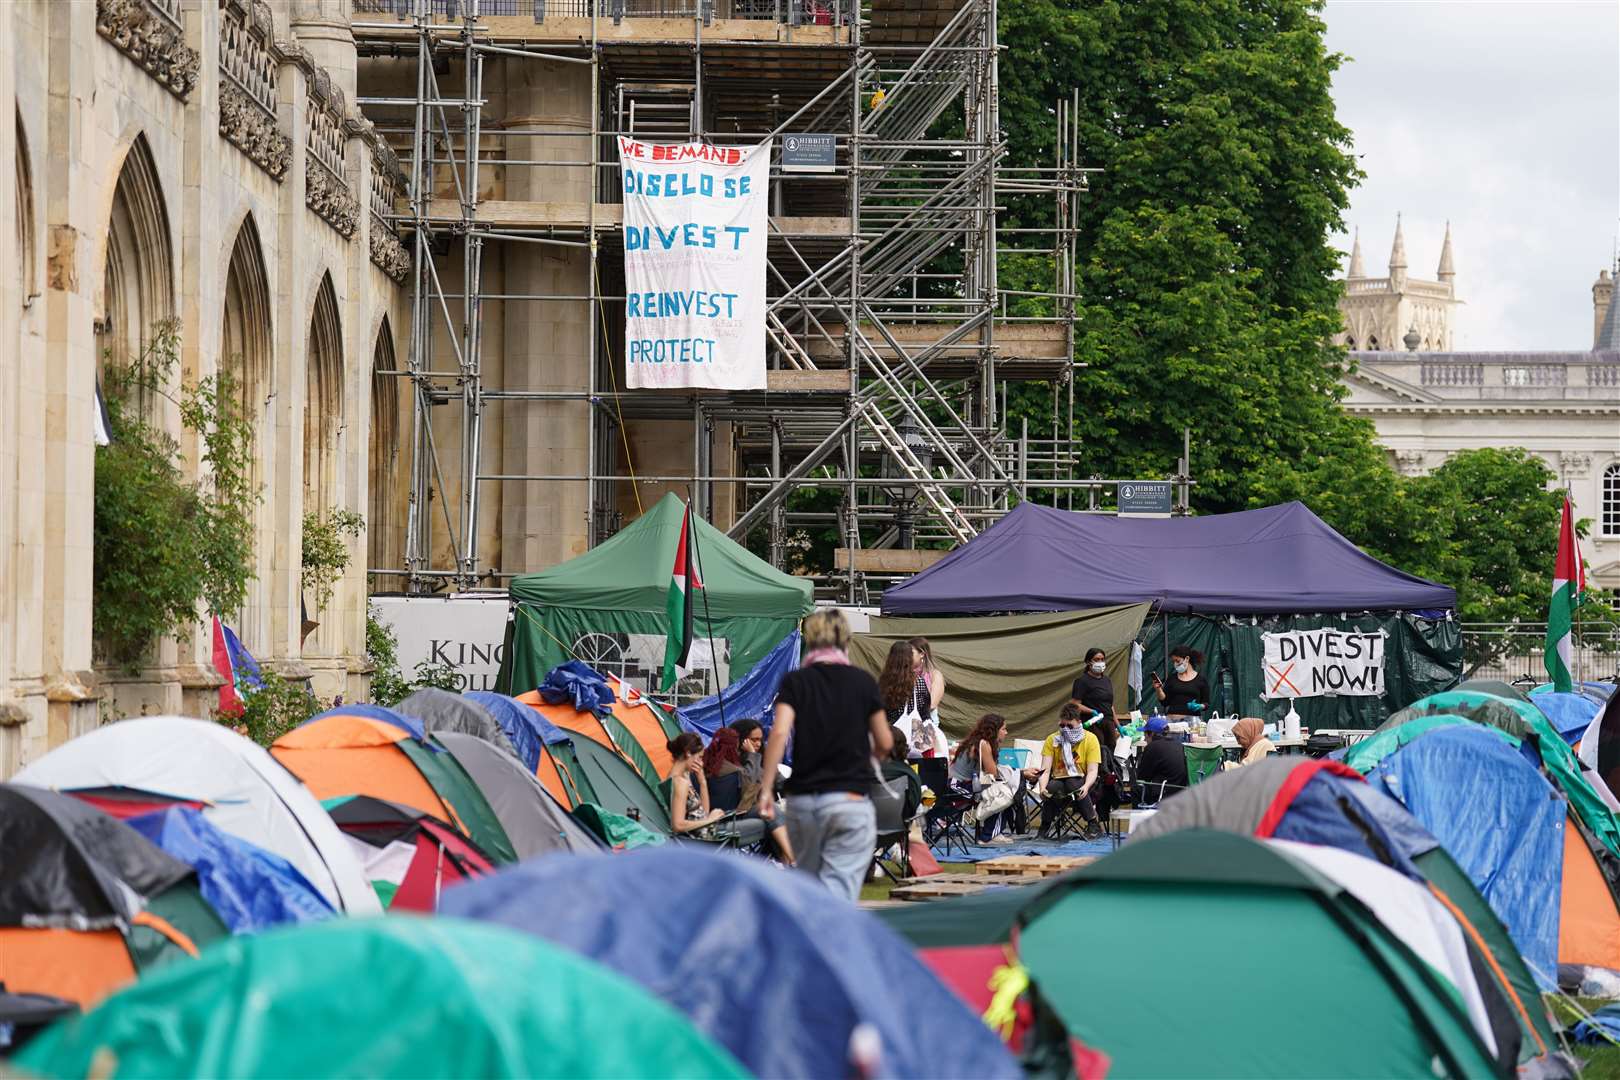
1134, 717, 1190, 804
1151, 644, 1210, 717
760, 609, 891, 902
1070, 645, 1114, 722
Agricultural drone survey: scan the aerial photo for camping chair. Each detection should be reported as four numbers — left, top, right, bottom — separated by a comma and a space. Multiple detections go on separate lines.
916, 757, 976, 859
1124, 756, 1183, 809
870, 774, 922, 881
657, 776, 764, 855
1183, 744, 1224, 786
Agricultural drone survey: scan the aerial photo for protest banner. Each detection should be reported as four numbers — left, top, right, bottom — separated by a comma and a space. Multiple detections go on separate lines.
1260, 628, 1387, 699
617, 137, 771, 390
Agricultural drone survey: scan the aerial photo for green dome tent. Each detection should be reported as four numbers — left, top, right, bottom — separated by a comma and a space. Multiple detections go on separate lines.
18, 918, 745, 1079
497, 492, 813, 697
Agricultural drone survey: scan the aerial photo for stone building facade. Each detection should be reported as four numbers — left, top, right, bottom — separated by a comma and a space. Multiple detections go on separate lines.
1340, 262, 1620, 592
1, 0, 407, 774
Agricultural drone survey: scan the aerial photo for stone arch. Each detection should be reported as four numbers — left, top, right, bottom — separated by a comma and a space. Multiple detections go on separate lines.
1368, 335, 1380, 351
15, 110, 35, 305
221, 213, 273, 441
98, 134, 174, 380
368, 317, 401, 574
304, 272, 343, 516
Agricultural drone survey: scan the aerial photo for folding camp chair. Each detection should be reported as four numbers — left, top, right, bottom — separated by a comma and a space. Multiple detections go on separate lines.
915, 758, 976, 859
656, 776, 765, 855
869, 774, 922, 881
1183, 744, 1224, 786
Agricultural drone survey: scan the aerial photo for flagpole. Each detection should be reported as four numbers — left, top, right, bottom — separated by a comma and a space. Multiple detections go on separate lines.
684, 489, 729, 733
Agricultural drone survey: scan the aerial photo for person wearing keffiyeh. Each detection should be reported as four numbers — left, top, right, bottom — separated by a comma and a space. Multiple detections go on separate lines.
1031, 702, 1103, 840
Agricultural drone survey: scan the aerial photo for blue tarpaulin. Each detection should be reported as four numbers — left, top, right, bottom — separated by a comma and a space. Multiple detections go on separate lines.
676, 631, 799, 742
1368, 726, 1564, 989
128, 807, 334, 933
538, 661, 617, 718
441, 848, 1020, 1080
464, 691, 559, 772
1528, 690, 1604, 745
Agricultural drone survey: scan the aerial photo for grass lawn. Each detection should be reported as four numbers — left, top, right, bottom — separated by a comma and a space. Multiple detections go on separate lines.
1559, 997, 1620, 1075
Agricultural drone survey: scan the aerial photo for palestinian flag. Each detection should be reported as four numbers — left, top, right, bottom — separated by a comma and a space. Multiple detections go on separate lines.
661, 503, 703, 691
1545, 497, 1586, 693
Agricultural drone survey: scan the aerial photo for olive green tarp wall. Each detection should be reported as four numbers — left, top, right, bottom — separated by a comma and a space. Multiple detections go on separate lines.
497, 493, 813, 696
1137, 612, 1461, 730
848, 605, 1150, 740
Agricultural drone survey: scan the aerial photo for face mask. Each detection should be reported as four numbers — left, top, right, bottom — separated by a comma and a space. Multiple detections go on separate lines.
1059, 726, 1083, 744
1172, 660, 1188, 675
1089, 661, 1106, 675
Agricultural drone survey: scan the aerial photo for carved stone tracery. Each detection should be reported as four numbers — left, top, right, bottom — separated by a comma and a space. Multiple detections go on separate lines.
95, 0, 200, 100
305, 157, 359, 238
219, 85, 291, 181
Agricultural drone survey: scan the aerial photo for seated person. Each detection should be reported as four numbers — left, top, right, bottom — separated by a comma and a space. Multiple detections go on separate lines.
879, 726, 923, 822
699, 728, 795, 862
731, 718, 766, 788
1229, 717, 1277, 768
1135, 716, 1190, 803
668, 733, 768, 849
949, 714, 1025, 844
1031, 703, 1102, 840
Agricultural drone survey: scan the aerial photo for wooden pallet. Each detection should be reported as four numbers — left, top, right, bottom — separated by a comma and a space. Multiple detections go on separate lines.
889, 872, 1044, 902
975, 855, 1097, 879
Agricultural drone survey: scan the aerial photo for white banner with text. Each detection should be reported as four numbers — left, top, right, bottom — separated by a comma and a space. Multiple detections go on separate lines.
618, 138, 771, 390
1261, 628, 1387, 699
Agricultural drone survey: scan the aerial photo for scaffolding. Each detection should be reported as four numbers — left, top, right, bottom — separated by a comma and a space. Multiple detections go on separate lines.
353, 0, 1094, 603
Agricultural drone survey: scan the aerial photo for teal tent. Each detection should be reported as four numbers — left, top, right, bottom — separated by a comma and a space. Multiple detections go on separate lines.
19, 918, 745, 1079
498, 493, 812, 697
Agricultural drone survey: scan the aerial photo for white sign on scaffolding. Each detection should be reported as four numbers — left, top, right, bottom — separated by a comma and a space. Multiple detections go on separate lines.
617, 137, 772, 390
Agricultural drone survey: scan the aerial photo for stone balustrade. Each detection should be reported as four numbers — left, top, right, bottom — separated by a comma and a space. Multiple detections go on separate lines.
369, 144, 411, 282
299, 59, 360, 237
218, 0, 289, 180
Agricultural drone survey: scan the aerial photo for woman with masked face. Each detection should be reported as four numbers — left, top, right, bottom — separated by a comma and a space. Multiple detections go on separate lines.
1070, 646, 1114, 723
1151, 645, 1210, 718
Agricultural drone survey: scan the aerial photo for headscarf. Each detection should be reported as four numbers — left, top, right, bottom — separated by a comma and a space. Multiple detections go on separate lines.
1056, 724, 1085, 776
1231, 718, 1275, 765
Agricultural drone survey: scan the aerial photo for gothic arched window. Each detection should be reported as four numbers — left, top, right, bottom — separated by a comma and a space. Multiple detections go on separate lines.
1604, 463, 1620, 537
1346, 337, 1357, 350
1368, 335, 1380, 350
15, 111, 35, 307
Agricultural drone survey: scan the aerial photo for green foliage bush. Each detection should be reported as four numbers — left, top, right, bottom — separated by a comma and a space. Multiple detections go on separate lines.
94, 321, 260, 669
302, 509, 365, 615
365, 605, 464, 706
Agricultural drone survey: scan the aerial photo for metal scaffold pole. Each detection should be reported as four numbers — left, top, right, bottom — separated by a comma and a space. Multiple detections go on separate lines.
355, 0, 1094, 601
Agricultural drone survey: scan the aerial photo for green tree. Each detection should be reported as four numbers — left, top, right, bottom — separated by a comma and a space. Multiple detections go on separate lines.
95, 321, 261, 668
1000, 0, 1363, 510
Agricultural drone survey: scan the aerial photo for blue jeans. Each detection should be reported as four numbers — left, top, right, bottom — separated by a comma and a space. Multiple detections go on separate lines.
785, 791, 876, 902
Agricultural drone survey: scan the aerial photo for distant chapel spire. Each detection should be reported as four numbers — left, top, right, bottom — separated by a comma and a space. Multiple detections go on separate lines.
1347, 228, 1365, 278
1437, 221, 1455, 284
1388, 214, 1408, 287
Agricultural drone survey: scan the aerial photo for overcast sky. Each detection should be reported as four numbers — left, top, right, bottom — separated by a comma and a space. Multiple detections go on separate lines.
1323, 0, 1620, 350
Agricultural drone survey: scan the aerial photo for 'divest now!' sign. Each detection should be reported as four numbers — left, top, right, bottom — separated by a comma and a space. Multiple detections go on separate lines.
1260, 628, 1388, 699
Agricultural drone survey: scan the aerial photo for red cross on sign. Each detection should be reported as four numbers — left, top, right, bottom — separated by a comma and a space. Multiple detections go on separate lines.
1268, 662, 1302, 697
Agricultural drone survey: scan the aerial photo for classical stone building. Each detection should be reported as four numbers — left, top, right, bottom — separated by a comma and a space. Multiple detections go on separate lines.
1340, 244, 1620, 592
1335, 216, 1459, 353
2, 0, 408, 773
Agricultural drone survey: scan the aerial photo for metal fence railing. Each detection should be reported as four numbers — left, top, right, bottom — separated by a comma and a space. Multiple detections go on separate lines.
353, 0, 844, 23
1460, 623, 1620, 687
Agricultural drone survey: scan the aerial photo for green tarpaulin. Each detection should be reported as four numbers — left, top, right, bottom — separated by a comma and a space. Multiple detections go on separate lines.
1137, 612, 1461, 730
849, 605, 1150, 740
498, 493, 812, 697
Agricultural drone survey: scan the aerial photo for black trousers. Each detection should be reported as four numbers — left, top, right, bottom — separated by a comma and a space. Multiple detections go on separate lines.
1040, 775, 1098, 836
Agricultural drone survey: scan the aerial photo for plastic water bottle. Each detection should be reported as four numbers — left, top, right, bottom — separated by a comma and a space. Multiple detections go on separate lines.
1284, 701, 1301, 742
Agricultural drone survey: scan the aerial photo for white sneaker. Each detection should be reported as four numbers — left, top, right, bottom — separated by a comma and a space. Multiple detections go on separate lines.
983, 834, 1016, 846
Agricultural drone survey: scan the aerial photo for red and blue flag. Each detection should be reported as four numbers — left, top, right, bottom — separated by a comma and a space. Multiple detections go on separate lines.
211, 616, 263, 717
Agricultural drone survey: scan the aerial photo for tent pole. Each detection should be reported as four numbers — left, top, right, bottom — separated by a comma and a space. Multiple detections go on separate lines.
685, 489, 730, 733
